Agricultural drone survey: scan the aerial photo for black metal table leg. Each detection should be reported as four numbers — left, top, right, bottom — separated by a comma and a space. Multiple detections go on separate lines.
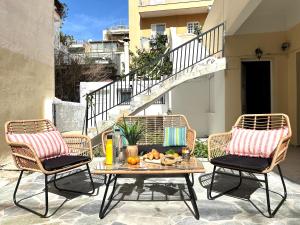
184, 173, 200, 220
190, 173, 195, 186
13, 171, 49, 217
99, 174, 118, 219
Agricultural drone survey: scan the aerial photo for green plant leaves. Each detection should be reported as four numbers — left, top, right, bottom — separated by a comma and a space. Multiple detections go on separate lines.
116, 117, 146, 145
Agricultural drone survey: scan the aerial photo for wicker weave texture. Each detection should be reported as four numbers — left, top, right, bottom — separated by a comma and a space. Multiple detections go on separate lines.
208, 113, 292, 173
5, 119, 93, 175
102, 115, 196, 155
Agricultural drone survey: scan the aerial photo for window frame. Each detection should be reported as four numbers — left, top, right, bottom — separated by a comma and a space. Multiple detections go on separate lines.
186, 21, 200, 34
151, 23, 166, 37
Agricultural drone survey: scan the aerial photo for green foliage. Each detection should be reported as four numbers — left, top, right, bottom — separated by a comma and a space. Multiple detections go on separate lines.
60, 32, 74, 47
194, 139, 208, 158
93, 144, 104, 157
116, 117, 146, 145
193, 25, 203, 36
129, 34, 172, 80
55, 0, 68, 24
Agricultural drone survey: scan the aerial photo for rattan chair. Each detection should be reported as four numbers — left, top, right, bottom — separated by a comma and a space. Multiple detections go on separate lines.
102, 115, 196, 154
207, 113, 292, 218
5, 119, 95, 217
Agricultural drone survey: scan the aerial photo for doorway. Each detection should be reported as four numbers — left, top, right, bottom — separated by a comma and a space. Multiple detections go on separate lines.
241, 61, 271, 114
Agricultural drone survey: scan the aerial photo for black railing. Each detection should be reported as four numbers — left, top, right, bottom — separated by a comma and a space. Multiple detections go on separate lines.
84, 23, 224, 134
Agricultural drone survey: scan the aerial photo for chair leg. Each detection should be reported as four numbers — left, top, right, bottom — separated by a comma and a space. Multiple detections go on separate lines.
208, 166, 242, 200
53, 164, 95, 195
13, 171, 49, 217
263, 165, 287, 218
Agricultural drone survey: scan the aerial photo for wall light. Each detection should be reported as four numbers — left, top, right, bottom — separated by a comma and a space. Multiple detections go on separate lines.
281, 42, 290, 51
255, 48, 263, 60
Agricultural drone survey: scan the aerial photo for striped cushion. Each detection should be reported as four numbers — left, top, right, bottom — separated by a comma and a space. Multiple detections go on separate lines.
163, 127, 187, 147
7, 131, 69, 159
226, 127, 289, 158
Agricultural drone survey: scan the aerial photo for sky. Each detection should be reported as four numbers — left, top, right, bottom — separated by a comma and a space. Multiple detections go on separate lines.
61, 0, 128, 41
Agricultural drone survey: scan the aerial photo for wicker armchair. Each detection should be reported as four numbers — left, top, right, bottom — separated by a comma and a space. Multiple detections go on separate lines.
5, 119, 95, 217
207, 114, 292, 217
102, 115, 197, 155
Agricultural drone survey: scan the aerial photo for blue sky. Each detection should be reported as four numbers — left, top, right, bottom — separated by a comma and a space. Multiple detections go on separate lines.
61, 0, 128, 41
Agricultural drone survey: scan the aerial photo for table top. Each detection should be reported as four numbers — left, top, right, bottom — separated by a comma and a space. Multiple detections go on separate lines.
92, 157, 205, 175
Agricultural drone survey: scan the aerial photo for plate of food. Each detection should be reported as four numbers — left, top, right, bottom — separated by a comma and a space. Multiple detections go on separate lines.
142, 149, 182, 166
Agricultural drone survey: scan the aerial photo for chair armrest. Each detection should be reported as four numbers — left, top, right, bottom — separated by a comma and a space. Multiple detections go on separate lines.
187, 128, 197, 154
101, 130, 113, 156
62, 134, 93, 159
7, 142, 42, 172
207, 132, 232, 161
265, 135, 291, 173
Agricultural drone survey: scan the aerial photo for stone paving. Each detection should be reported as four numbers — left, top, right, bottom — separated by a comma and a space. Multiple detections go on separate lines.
1, 159, 300, 225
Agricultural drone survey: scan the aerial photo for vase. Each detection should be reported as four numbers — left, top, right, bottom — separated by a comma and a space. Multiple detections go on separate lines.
126, 145, 138, 158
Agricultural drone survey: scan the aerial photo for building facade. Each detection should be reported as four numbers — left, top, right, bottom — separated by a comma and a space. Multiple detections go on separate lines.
204, 0, 300, 145
129, 0, 213, 52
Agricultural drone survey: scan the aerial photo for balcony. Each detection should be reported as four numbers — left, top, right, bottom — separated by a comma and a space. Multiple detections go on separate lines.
139, 0, 213, 18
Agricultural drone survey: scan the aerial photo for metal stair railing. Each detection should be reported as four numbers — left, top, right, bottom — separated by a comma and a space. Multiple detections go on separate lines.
83, 23, 225, 134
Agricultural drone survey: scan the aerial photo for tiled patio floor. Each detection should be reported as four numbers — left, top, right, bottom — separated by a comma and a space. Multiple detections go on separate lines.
1, 156, 300, 225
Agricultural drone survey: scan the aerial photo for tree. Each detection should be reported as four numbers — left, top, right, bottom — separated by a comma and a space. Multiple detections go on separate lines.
60, 32, 74, 47
129, 34, 172, 80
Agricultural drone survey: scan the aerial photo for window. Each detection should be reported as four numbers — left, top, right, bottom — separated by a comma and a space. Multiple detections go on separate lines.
187, 22, 200, 34
119, 89, 132, 105
151, 24, 166, 37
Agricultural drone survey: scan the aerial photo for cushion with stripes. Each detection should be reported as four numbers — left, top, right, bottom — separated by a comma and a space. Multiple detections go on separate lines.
163, 127, 187, 147
7, 130, 69, 159
226, 127, 289, 158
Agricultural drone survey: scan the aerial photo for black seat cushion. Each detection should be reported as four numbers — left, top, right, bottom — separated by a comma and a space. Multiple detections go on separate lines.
211, 155, 272, 172
138, 144, 186, 154
42, 155, 90, 171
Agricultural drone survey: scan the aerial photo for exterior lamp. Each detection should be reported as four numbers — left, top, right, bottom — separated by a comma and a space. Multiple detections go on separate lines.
281, 42, 290, 51
255, 48, 263, 60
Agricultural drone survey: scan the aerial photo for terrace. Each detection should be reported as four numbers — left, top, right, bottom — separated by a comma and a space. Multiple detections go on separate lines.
1, 0, 300, 224
1, 147, 300, 224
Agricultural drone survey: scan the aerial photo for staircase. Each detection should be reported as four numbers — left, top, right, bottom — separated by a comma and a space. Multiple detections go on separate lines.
83, 23, 226, 143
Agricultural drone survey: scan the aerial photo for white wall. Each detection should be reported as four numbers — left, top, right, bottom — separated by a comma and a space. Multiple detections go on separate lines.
170, 71, 225, 137
80, 82, 109, 104
207, 70, 225, 134
171, 77, 210, 137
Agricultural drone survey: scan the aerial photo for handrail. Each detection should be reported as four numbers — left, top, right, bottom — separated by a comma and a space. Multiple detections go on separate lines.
83, 23, 225, 134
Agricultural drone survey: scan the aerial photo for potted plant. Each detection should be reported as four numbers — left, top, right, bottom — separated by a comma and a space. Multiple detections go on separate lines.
116, 117, 145, 157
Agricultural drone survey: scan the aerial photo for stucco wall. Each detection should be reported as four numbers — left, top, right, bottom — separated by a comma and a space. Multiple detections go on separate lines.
0, 0, 55, 162
140, 14, 207, 38
171, 77, 210, 137
203, 0, 261, 34
129, 0, 209, 52
224, 22, 300, 145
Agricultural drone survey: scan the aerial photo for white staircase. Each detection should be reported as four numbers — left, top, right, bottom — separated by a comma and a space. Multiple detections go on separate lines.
84, 24, 226, 146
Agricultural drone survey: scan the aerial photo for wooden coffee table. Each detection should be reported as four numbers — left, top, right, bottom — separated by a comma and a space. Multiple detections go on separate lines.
93, 157, 205, 220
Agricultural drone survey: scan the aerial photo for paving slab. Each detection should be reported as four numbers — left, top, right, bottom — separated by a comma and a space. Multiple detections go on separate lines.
0, 159, 300, 225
